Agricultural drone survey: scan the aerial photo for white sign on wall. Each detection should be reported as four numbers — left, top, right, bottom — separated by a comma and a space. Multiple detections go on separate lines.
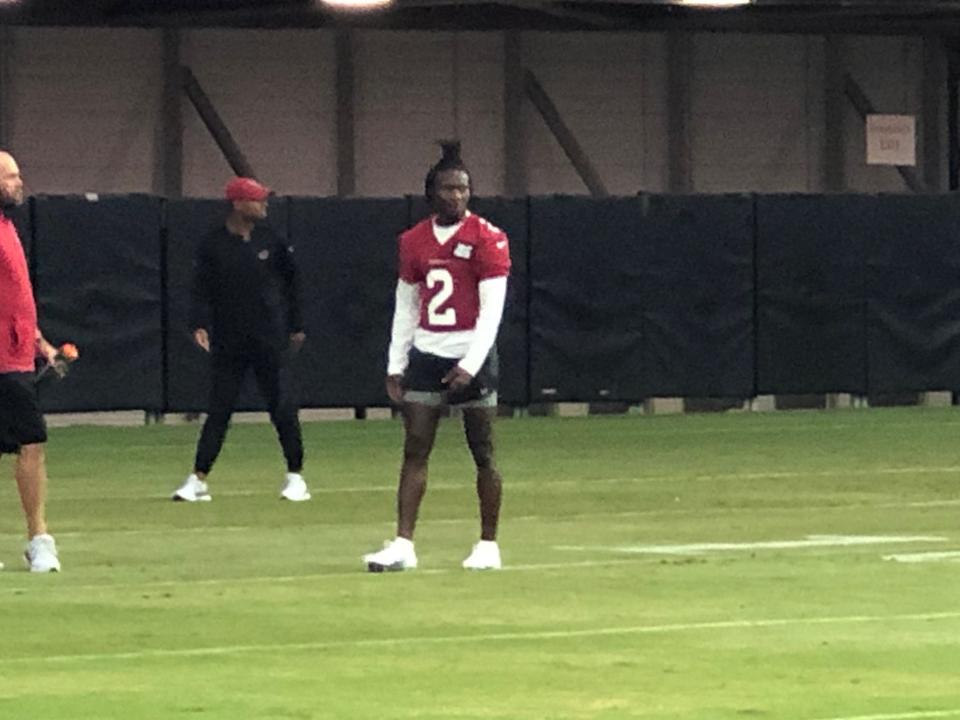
866, 114, 916, 166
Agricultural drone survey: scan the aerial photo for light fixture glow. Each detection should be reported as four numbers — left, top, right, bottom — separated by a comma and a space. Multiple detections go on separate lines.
678, 0, 751, 6
320, 0, 394, 9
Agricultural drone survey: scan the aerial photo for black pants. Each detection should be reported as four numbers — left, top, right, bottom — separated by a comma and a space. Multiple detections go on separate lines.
194, 342, 303, 474
0, 371, 47, 454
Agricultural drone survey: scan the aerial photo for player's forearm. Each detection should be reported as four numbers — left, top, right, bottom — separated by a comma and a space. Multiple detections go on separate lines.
281, 243, 304, 333
34, 328, 56, 362
458, 276, 507, 377
285, 279, 304, 333
190, 243, 214, 331
387, 280, 419, 375
189, 293, 211, 332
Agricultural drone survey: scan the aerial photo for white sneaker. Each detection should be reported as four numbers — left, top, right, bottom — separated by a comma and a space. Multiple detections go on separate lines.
462, 540, 502, 570
172, 474, 212, 502
280, 473, 311, 502
24, 534, 61, 573
364, 537, 417, 572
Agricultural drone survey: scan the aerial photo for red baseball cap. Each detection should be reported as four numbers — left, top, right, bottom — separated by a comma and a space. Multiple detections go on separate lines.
225, 177, 270, 202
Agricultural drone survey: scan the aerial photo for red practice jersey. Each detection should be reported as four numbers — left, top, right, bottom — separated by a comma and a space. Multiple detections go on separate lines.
398, 213, 511, 333
0, 213, 37, 373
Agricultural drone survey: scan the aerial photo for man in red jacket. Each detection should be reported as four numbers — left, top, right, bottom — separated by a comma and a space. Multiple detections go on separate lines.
0, 150, 61, 572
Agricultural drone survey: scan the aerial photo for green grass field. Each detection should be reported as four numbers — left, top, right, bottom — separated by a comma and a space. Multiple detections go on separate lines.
1, 407, 958, 720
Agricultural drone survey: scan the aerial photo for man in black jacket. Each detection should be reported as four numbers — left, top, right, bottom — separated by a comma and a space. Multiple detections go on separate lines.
172, 177, 309, 502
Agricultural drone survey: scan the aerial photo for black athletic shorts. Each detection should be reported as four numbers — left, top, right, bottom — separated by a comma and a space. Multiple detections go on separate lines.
403, 346, 499, 406
0, 372, 47, 453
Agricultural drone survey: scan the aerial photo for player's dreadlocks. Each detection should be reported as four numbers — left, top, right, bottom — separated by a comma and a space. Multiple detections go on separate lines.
424, 140, 471, 200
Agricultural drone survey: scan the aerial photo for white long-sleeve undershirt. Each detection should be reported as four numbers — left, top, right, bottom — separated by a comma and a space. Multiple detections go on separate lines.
387, 280, 419, 376
386, 276, 508, 377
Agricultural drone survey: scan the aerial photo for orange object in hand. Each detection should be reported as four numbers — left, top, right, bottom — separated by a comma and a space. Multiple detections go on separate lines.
36, 341, 80, 383
59, 343, 79, 361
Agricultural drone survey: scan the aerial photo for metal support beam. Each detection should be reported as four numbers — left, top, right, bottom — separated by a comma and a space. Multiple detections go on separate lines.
0, 26, 12, 149
158, 28, 183, 198
666, 32, 692, 193
181, 66, 256, 179
524, 68, 608, 198
843, 72, 927, 193
948, 46, 960, 191
922, 35, 946, 192
335, 29, 355, 198
503, 31, 527, 197
823, 36, 846, 192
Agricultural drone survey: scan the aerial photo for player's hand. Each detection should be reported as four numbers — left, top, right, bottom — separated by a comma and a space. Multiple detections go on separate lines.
385, 374, 405, 404
442, 365, 473, 392
51, 343, 79, 378
289, 331, 306, 354
193, 328, 210, 352
36, 334, 58, 366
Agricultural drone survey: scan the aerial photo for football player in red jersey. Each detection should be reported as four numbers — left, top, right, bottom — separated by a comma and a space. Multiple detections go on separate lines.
0, 150, 61, 572
364, 142, 510, 572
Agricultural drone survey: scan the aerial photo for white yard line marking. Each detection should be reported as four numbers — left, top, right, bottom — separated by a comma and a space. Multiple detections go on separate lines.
816, 710, 960, 720
2, 609, 958, 666
896, 499, 960, 508
36, 464, 960, 503
558, 535, 947, 556
603, 465, 960, 486
0, 558, 649, 594
883, 550, 960, 563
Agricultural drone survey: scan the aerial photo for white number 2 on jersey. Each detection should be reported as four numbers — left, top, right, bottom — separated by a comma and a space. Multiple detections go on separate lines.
426, 268, 456, 326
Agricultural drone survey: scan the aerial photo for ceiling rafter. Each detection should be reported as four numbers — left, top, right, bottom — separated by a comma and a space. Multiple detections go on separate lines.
492, 0, 624, 28
7, 0, 960, 33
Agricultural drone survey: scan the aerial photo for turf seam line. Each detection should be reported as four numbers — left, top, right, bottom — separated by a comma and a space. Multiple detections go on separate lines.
34, 464, 960, 503
3, 610, 959, 665
0, 558, 658, 593
2, 498, 957, 540
815, 710, 960, 720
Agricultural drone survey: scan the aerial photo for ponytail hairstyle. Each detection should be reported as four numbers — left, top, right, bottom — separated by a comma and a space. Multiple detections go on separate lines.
424, 140, 471, 201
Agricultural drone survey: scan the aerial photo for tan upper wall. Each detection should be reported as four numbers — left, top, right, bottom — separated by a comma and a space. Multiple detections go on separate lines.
0, 27, 942, 197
